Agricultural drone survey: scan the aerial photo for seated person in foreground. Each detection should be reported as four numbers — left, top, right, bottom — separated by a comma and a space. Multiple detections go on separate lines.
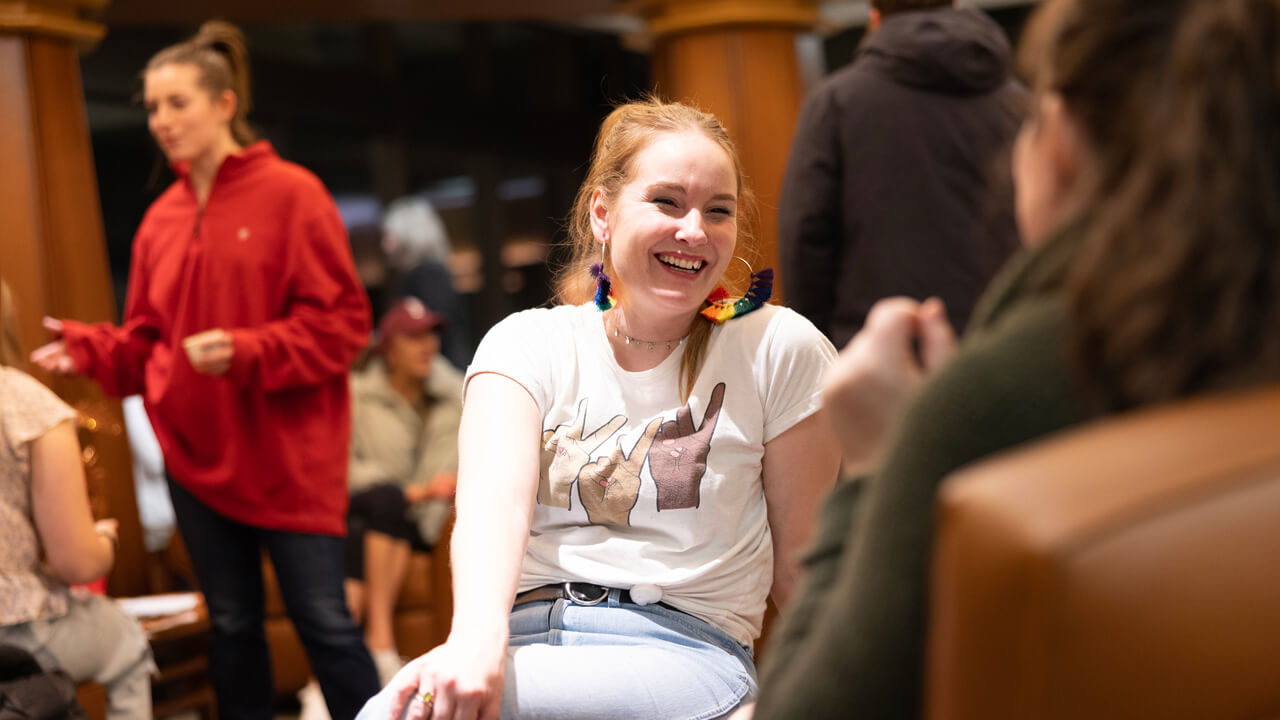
0, 279, 154, 719
346, 298, 462, 682
357, 97, 842, 720
747, 0, 1280, 718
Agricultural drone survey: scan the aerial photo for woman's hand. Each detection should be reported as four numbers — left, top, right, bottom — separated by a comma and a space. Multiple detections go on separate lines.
29, 317, 79, 374
386, 633, 507, 720
823, 297, 957, 476
182, 329, 233, 376
406, 473, 458, 503
94, 518, 119, 560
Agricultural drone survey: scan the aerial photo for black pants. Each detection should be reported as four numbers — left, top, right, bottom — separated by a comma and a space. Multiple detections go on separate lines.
167, 478, 379, 720
344, 484, 430, 581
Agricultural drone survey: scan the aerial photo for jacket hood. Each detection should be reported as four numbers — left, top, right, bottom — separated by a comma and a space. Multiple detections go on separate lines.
860, 7, 1012, 94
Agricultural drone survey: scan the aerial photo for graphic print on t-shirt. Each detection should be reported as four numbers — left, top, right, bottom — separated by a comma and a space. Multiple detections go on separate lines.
539, 398, 625, 510
538, 383, 727, 521
578, 417, 662, 526
649, 382, 726, 511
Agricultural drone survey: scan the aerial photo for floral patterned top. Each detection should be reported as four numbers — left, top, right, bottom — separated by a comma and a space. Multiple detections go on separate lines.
1, 366, 76, 625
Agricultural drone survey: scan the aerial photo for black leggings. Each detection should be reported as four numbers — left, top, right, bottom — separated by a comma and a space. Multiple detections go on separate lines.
344, 484, 429, 581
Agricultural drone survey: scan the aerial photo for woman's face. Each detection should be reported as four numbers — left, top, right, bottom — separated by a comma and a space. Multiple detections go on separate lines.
593, 130, 739, 320
1012, 93, 1083, 245
144, 62, 233, 165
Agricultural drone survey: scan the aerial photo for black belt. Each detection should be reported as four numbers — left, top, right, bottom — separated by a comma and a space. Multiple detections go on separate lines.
513, 582, 675, 611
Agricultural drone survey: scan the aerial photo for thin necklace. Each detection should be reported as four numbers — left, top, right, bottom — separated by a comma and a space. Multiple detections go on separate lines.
608, 316, 688, 352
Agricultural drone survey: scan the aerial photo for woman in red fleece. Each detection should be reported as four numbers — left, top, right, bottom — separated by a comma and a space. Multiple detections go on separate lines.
31, 20, 380, 720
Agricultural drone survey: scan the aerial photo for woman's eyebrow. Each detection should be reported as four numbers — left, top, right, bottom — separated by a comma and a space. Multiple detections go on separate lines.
646, 182, 736, 203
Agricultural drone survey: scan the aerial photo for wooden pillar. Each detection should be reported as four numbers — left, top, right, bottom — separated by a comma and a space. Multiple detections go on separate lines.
0, 0, 149, 596
632, 0, 820, 302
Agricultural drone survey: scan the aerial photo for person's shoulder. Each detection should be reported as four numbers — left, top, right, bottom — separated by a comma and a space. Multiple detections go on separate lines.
262, 156, 329, 198
712, 304, 836, 366
428, 355, 465, 401
807, 54, 903, 122
0, 367, 75, 441
806, 62, 870, 107
933, 295, 1069, 399
0, 366, 55, 398
241, 144, 332, 202
495, 303, 586, 335
965, 294, 1067, 357
897, 295, 1081, 470
725, 303, 826, 343
349, 360, 386, 398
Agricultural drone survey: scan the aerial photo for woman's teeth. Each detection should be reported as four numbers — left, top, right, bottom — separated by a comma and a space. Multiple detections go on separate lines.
657, 254, 704, 272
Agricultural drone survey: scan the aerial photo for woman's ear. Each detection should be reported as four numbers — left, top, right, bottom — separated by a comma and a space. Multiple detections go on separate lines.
217, 89, 238, 124
589, 188, 610, 244
1041, 93, 1087, 192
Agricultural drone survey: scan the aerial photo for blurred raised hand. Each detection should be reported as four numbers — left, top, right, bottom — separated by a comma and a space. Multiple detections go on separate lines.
823, 297, 957, 476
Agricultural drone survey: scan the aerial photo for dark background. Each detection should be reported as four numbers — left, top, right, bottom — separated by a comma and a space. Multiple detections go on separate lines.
81, 5, 1036, 348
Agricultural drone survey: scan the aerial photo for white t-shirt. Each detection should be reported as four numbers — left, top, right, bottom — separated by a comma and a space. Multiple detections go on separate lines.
466, 302, 835, 645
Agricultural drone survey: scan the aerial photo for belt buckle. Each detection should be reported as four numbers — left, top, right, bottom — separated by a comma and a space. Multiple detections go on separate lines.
564, 582, 608, 606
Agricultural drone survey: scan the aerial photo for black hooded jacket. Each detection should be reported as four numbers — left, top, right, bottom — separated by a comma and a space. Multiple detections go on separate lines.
778, 6, 1026, 347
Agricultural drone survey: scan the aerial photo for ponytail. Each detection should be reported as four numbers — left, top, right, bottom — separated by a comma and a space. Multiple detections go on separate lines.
146, 20, 256, 146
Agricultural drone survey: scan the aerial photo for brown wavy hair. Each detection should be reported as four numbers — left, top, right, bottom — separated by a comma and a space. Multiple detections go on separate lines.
557, 96, 761, 401
1022, 0, 1280, 412
145, 20, 255, 147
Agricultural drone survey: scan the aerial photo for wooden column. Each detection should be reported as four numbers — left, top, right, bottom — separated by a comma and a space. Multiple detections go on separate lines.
0, 0, 149, 596
631, 0, 819, 301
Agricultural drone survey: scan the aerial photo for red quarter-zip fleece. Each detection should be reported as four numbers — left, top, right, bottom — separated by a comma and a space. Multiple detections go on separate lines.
61, 141, 371, 535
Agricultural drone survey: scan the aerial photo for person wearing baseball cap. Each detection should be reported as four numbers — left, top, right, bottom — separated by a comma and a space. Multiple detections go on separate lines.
342, 298, 463, 684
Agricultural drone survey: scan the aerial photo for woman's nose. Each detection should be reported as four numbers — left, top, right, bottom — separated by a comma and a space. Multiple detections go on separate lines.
675, 210, 708, 245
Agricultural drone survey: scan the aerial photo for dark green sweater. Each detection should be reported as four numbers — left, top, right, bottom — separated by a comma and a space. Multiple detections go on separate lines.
755, 226, 1092, 719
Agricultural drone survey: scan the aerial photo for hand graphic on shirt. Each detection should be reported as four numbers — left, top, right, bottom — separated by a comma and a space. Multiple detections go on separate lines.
649, 382, 726, 511
538, 398, 626, 510
579, 418, 661, 527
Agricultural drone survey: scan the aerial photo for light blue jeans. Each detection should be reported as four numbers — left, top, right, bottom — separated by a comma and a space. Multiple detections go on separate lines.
358, 589, 756, 720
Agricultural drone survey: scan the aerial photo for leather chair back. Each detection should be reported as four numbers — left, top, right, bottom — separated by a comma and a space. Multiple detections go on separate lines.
926, 385, 1280, 720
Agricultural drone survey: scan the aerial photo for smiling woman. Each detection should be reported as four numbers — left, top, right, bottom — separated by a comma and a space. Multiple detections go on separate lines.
354, 97, 842, 720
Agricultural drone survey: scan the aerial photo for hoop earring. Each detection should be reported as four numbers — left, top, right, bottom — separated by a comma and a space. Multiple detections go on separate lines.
590, 242, 615, 312
700, 257, 774, 324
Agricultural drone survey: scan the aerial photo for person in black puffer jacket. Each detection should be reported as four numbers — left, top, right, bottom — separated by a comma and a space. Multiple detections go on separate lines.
778, 0, 1026, 347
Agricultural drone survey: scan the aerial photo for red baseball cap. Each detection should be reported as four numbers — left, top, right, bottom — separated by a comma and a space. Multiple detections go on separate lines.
376, 298, 446, 353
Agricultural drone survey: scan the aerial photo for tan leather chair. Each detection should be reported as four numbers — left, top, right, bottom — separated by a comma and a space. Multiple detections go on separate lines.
75, 682, 107, 720
263, 517, 455, 695
926, 384, 1280, 720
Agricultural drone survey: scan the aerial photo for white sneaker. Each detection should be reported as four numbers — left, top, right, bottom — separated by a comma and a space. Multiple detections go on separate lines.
297, 679, 332, 720
372, 648, 405, 686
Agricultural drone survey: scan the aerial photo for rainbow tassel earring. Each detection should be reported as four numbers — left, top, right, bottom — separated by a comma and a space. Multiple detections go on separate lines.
590, 242, 615, 311
700, 259, 773, 324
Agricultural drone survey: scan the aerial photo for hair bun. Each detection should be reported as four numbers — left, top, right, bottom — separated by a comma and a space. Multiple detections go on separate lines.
193, 20, 244, 55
